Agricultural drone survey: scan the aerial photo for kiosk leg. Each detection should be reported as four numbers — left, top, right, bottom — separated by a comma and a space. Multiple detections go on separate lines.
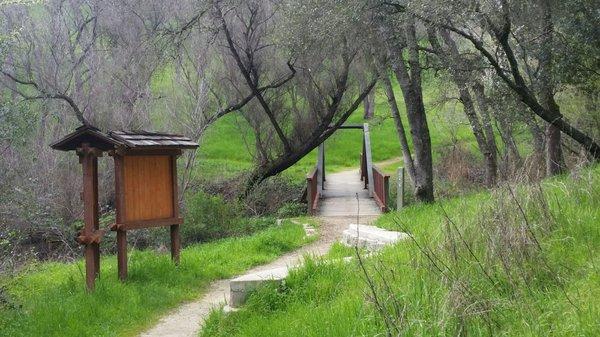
117, 230, 127, 281
170, 224, 181, 265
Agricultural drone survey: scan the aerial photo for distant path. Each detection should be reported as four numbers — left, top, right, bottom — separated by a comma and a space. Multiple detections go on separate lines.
374, 157, 401, 168
139, 168, 380, 337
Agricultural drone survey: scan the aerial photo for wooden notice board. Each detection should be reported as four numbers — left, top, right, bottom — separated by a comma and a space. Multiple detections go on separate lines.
122, 155, 174, 222
52, 126, 198, 288
114, 152, 183, 231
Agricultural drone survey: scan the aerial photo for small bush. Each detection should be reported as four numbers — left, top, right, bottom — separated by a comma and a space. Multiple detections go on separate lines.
243, 176, 303, 216
276, 202, 306, 218
182, 191, 243, 243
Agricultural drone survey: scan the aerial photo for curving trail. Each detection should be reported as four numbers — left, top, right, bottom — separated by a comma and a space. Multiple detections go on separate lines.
139, 168, 381, 337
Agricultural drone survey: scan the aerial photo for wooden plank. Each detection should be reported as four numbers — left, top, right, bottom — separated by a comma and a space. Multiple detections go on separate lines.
306, 167, 318, 215
116, 148, 182, 156
171, 155, 179, 218
122, 155, 174, 222
92, 157, 100, 277
373, 193, 386, 211
84, 245, 96, 291
112, 217, 184, 230
306, 176, 314, 215
317, 143, 324, 194
114, 154, 126, 223
383, 175, 390, 212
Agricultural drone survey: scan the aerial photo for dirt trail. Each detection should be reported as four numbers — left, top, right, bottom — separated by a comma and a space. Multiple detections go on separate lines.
139, 168, 380, 337
139, 216, 376, 337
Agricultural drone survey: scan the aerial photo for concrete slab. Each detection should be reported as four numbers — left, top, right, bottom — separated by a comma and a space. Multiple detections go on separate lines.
229, 266, 290, 307
342, 224, 408, 251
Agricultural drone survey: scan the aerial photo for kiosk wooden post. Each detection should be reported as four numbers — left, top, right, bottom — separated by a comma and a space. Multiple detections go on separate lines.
51, 126, 120, 291
78, 144, 102, 290
170, 156, 181, 265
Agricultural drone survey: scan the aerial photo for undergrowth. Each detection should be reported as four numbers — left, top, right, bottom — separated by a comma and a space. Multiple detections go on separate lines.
201, 165, 600, 336
0, 221, 312, 337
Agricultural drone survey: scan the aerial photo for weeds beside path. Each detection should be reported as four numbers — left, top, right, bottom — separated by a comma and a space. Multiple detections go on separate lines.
140, 215, 378, 337
0, 222, 310, 337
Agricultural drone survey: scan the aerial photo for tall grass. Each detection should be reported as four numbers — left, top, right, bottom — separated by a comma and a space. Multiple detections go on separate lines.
0, 222, 312, 337
201, 165, 600, 336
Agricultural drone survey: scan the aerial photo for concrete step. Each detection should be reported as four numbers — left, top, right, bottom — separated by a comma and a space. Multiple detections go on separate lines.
342, 224, 408, 251
229, 266, 290, 308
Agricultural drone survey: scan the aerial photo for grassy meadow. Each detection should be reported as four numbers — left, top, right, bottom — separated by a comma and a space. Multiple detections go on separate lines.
0, 222, 313, 337
201, 165, 600, 336
194, 73, 486, 181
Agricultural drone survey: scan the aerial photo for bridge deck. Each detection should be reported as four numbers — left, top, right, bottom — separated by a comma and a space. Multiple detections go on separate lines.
318, 169, 382, 217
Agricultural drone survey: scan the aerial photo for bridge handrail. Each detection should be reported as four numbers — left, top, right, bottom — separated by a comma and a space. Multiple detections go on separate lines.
360, 152, 368, 189
371, 165, 390, 212
306, 166, 319, 215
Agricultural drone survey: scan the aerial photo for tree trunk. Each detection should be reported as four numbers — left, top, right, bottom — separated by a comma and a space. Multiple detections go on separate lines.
387, 21, 434, 202
428, 11, 600, 160
363, 89, 375, 119
435, 29, 497, 186
382, 73, 417, 184
494, 109, 522, 167
472, 81, 499, 185
546, 124, 564, 174
522, 111, 546, 159
538, 0, 566, 176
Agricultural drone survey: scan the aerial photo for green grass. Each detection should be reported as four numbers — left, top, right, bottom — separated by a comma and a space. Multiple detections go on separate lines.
201, 164, 600, 336
195, 74, 487, 182
0, 221, 313, 337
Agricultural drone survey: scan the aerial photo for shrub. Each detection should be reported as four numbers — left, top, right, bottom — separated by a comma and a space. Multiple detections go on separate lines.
275, 202, 306, 218
182, 191, 243, 243
243, 176, 303, 216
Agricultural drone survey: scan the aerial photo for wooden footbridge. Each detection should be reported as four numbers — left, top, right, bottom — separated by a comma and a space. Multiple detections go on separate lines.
306, 123, 391, 217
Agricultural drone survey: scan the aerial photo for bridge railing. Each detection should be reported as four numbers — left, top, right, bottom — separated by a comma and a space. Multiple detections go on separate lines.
361, 123, 390, 212
372, 165, 390, 212
306, 166, 319, 215
360, 152, 368, 189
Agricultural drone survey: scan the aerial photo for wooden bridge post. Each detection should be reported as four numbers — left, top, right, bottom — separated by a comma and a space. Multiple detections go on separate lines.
363, 123, 374, 197
383, 174, 390, 212
397, 167, 405, 210
306, 168, 317, 215
317, 143, 324, 193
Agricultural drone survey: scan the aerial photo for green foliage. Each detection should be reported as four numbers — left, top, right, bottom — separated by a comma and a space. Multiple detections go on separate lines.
198, 73, 481, 184
243, 176, 304, 216
202, 165, 600, 336
0, 222, 311, 337
183, 191, 244, 242
275, 202, 306, 218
